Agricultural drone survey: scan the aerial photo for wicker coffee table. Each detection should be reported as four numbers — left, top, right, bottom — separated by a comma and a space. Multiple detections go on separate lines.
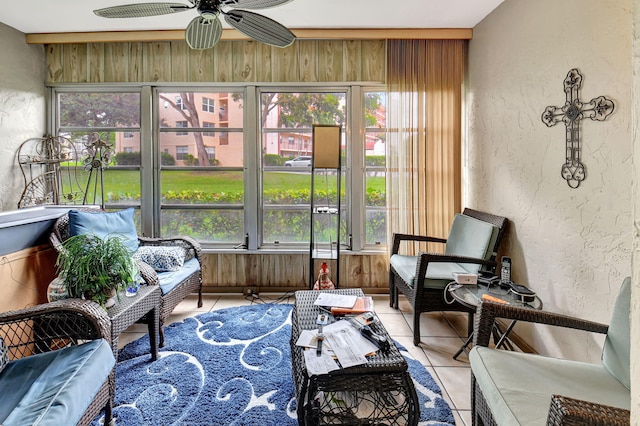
106, 284, 161, 361
290, 288, 419, 425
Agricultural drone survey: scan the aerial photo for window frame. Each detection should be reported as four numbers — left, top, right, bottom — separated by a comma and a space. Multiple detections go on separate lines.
47, 83, 387, 253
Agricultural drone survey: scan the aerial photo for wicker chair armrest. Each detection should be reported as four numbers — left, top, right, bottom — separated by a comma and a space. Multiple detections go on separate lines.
546, 395, 630, 426
391, 233, 447, 254
473, 301, 609, 347
49, 231, 64, 254
135, 258, 160, 286
138, 235, 202, 262
0, 299, 112, 358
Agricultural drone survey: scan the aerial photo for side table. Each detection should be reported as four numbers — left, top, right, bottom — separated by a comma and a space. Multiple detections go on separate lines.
448, 282, 543, 359
290, 288, 419, 426
106, 284, 161, 361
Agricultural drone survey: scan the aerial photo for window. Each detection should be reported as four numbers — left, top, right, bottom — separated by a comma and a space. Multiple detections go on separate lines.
176, 121, 188, 136
158, 91, 244, 243
205, 147, 215, 160
52, 85, 385, 251
203, 121, 216, 137
176, 146, 188, 160
363, 91, 387, 246
202, 97, 215, 113
55, 91, 142, 215
175, 96, 186, 110
260, 91, 346, 246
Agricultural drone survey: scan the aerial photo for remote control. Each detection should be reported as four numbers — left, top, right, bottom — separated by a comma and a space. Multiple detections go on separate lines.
360, 326, 390, 351
349, 318, 390, 351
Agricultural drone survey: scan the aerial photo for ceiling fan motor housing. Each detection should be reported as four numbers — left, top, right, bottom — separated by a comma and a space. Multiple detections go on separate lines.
198, 0, 220, 19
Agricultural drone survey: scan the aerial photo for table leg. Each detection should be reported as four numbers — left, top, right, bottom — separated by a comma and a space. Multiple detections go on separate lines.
453, 333, 473, 360
494, 320, 518, 350
147, 307, 159, 361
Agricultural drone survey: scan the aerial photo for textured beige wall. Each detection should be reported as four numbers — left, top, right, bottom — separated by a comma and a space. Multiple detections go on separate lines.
0, 23, 45, 210
631, 0, 639, 422
468, 0, 633, 362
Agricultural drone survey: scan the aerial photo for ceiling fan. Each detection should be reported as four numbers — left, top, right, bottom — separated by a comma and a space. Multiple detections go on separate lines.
94, 0, 296, 50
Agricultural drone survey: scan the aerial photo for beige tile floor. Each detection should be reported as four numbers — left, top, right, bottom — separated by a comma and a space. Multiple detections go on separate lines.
119, 292, 473, 425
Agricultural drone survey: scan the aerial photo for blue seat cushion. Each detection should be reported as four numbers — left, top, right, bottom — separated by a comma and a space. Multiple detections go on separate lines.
0, 339, 115, 426
602, 277, 631, 390
470, 346, 630, 425
390, 254, 468, 289
157, 257, 201, 295
68, 208, 139, 254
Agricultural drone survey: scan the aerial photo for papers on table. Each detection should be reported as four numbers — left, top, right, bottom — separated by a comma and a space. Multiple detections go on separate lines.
295, 319, 380, 376
313, 293, 358, 309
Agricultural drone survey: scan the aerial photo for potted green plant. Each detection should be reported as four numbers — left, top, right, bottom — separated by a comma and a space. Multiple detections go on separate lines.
55, 233, 138, 308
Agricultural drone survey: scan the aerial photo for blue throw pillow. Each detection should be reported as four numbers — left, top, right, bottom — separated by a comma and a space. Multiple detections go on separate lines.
68, 208, 139, 254
133, 246, 186, 272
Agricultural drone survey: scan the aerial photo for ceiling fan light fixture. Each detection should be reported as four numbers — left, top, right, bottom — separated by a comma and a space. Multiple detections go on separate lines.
93, 0, 295, 50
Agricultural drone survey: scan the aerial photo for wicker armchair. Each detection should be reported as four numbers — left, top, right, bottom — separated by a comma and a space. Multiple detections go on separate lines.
470, 278, 631, 425
50, 208, 203, 347
389, 208, 508, 345
0, 299, 114, 426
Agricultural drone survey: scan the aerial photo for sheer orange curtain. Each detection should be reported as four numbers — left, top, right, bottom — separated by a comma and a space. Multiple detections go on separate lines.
386, 39, 465, 253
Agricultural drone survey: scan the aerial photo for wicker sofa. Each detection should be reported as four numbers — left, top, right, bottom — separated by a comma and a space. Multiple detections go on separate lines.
49, 208, 203, 347
0, 299, 115, 426
469, 277, 631, 425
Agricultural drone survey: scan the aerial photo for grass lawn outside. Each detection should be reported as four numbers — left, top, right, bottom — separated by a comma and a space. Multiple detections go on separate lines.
70, 169, 385, 202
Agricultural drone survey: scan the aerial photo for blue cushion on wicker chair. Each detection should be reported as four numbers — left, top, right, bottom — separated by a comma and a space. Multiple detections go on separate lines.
68, 208, 139, 254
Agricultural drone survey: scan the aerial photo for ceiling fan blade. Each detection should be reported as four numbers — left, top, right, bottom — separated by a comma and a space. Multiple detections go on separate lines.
224, 10, 295, 48
220, 0, 294, 10
186, 16, 223, 50
94, 3, 191, 18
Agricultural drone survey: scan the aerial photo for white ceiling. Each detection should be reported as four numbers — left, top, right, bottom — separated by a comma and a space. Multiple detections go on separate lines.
1, 0, 504, 35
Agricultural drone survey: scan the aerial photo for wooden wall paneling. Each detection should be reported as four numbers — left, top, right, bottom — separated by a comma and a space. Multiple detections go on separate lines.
63, 43, 88, 83
143, 42, 171, 82
46, 44, 64, 83
255, 43, 272, 82
361, 40, 385, 82
235, 252, 261, 287
0, 246, 57, 313
201, 253, 218, 285
343, 40, 362, 82
271, 43, 299, 82
298, 40, 318, 82
199, 252, 387, 290
218, 253, 237, 285
213, 41, 233, 82
274, 254, 307, 287
317, 40, 343, 82
88, 43, 105, 83
104, 43, 128, 82
343, 255, 365, 288
188, 46, 214, 83
128, 42, 144, 83
170, 41, 189, 82
232, 41, 256, 82
370, 253, 389, 288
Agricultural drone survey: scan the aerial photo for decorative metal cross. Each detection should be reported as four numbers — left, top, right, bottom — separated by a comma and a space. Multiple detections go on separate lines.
541, 69, 614, 188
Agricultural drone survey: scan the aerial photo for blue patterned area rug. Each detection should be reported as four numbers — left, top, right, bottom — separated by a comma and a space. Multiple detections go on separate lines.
92, 304, 454, 426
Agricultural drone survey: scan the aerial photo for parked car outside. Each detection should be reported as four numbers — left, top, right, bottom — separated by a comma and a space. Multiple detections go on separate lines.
284, 156, 312, 167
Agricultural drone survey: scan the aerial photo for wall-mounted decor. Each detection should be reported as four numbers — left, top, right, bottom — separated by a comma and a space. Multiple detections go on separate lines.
541, 68, 614, 188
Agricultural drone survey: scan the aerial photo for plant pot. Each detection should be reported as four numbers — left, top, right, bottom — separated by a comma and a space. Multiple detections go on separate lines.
47, 277, 69, 302
103, 288, 118, 308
